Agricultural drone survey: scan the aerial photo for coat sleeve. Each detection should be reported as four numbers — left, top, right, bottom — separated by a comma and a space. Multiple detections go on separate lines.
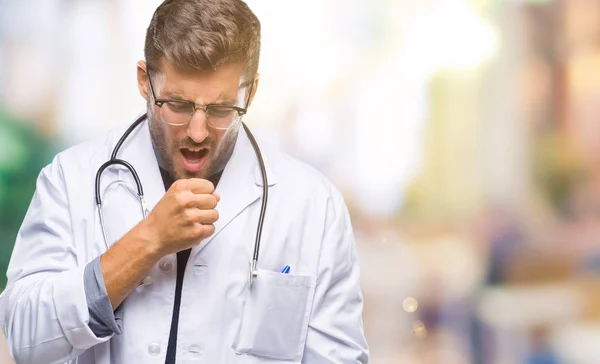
0, 158, 113, 364
84, 255, 124, 337
302, 186, 369, 363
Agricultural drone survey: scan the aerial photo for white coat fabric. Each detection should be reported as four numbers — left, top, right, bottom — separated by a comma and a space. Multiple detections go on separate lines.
0, 119, 369, 364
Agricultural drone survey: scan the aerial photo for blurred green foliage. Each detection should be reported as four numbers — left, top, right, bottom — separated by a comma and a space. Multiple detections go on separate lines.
0, 107, 57, 290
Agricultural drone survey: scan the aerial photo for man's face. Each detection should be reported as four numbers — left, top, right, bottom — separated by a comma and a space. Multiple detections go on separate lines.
137, 60, 253, 180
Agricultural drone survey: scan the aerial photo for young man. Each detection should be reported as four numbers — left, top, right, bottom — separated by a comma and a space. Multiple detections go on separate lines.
0, 1, 369, 363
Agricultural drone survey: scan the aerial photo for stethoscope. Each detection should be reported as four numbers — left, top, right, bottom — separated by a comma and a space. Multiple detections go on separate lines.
94, 114, 268, 287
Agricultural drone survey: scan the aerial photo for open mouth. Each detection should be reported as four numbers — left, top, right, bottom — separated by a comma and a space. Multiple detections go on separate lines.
180, 147, 209, 172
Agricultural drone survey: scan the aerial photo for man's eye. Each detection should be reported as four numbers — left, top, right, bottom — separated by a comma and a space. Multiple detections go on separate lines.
165, 102, 192, 113
208, 106, 237, 118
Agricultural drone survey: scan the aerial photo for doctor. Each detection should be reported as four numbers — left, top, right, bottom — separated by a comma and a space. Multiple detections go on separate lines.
0, 0, 369, 363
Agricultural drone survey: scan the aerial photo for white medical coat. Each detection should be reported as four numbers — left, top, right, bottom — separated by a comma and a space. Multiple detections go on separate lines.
0, 120, 369, 364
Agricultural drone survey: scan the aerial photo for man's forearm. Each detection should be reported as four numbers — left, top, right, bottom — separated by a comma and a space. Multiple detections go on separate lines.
100, 220, 163, 310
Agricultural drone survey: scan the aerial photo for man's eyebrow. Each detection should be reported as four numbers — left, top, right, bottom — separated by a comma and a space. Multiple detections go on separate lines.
212, 99, 237, 106
161, 91, 190, 101
159, 90, 239, 105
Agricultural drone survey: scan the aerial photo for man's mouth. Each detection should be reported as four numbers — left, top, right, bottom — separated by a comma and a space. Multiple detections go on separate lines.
180, 147, 209, 172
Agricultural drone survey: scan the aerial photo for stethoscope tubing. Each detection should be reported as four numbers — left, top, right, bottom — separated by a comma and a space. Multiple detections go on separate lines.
94, 114, 267, 287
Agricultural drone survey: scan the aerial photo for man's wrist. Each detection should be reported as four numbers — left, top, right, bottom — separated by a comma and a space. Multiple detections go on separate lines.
134, 218, 165, 262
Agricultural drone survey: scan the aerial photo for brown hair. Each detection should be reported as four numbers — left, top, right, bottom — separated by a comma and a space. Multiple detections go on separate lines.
145, 0, 261, 80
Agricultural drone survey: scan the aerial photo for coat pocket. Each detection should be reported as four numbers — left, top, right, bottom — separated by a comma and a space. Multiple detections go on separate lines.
233, 268, 316, 362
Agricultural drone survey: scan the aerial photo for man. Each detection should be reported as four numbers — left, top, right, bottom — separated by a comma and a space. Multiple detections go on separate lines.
0, 1, 369, 363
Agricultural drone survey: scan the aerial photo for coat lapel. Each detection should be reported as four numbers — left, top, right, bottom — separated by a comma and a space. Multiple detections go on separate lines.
190, 126, 277, 260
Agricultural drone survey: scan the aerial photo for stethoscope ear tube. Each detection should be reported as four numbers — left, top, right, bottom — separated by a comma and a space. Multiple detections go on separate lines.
242, 122, 268, 287
95, 113, 148, 206
95, 114, 148, 249
95, 159, 144, 206
111, 114, 148, 160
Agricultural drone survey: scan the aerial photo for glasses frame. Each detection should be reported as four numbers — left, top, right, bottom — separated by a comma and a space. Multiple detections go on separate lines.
146, 69, 255, 130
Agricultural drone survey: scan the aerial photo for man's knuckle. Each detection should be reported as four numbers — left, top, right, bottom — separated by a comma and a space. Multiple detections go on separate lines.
200, 210, 217, 224
190, 223, 204, 239
183, 209, 195, 223
174, 179, 187, 191
203, 180, 215, 193
174, 192, 188, 206
204, 224, 216, 236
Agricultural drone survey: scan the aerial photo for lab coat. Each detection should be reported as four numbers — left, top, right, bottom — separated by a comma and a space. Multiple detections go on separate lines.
0, 120, 369, 364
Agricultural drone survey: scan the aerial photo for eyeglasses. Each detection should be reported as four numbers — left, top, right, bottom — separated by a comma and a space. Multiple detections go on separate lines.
147, 70, 254, 130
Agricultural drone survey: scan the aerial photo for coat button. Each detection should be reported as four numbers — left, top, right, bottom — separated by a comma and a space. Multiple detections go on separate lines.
148, 342, 161, 356
159, 259, 173, 273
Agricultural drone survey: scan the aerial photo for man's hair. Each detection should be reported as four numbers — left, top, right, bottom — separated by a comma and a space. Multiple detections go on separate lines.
145, 0, 261, 80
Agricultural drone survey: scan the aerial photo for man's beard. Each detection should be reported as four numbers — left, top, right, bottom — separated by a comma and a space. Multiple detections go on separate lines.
147, 108, 240, 181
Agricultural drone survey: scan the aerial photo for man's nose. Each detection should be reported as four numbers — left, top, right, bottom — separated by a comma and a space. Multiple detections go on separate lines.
186, 109, 209, 143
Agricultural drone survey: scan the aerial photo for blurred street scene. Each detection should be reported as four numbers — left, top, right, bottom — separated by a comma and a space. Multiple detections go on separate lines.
2, 0, 600, 363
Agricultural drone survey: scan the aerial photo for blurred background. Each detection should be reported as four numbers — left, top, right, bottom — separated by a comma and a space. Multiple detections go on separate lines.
2, 0, 600, 363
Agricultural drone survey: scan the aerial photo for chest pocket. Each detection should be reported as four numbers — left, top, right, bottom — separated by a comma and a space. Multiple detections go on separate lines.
233, 268, 316, 362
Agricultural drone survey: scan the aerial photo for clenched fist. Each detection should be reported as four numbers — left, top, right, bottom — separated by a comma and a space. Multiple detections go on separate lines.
142, 178, 219, 256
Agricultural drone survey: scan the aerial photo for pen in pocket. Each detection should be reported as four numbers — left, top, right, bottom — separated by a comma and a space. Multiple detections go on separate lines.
281, 265, 290, 274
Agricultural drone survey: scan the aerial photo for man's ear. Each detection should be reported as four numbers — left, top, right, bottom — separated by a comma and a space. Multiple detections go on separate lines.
137, 61, 149, 101
247, 73, 260, 107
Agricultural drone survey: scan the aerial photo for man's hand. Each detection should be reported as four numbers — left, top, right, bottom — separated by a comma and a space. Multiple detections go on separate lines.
143, 178, 220, 255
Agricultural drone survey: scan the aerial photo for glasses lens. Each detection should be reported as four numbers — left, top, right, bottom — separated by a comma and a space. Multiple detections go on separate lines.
160, 101, 193, 126
206, 106, 241, 129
